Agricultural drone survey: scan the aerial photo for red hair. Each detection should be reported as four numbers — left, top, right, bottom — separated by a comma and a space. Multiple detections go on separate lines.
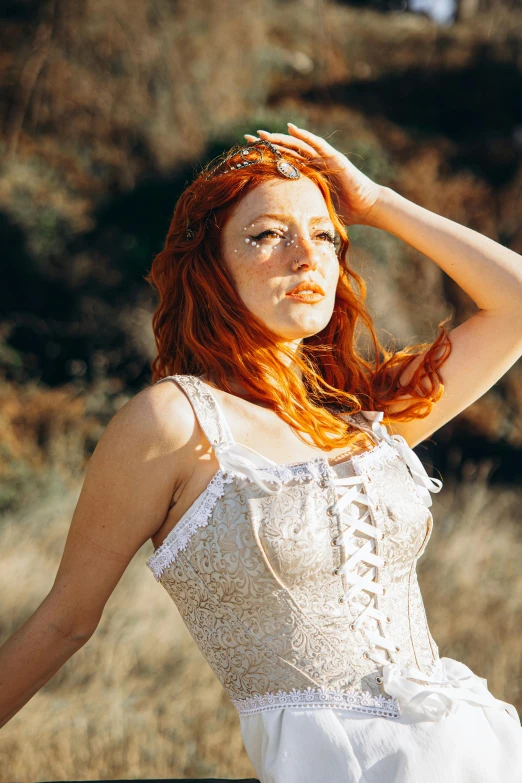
144, 144, 452, 452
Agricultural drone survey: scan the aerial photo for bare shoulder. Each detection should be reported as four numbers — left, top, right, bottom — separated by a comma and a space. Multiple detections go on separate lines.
116, 378, 197, 456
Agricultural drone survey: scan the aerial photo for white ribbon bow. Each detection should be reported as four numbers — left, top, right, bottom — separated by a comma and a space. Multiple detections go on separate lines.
214, 441, 283, 495
382, 656, 521, 724
360, 411, 443, 507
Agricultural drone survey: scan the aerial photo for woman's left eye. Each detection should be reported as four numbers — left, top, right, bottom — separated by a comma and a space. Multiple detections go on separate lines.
318, 231, 336, 243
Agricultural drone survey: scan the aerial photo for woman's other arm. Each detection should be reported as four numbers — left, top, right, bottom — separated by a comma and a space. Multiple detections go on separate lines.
0, 381, 195, 729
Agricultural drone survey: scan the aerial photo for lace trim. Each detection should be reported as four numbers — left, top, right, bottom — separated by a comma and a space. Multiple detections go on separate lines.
231, 685, 400, 718
237, 440, 393, 485
350, 440, 397, 473
146, 471, 235, 581
241, 453, 332, 485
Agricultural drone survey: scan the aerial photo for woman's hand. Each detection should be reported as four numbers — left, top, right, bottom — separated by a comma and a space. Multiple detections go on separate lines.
244, 123, 384, 227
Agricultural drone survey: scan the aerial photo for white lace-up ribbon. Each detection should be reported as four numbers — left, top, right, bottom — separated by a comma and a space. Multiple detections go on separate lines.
382, 657, 521, 723
359, 411, 443, 507
214, 440, 283, 495
331, 475, 396, 664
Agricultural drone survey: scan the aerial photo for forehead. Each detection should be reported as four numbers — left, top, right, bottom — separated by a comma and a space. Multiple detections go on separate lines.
228, 177, 331, 225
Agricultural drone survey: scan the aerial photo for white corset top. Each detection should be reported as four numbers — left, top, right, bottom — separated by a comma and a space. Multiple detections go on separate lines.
146, 375, 520, 725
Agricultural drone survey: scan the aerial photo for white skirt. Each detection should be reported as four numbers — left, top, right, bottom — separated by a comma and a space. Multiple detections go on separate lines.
240, 697, 522, 782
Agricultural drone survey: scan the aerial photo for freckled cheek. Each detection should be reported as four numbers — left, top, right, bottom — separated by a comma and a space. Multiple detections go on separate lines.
234, 247, 278, 275
231, 255, 280, 304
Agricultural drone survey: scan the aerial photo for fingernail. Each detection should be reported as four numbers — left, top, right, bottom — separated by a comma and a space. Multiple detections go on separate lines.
288, 122, 297, 127
256, 129, 269, 134
244, 134, 260, 140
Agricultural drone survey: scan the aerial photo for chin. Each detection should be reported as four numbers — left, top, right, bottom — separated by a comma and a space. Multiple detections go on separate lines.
273, 316, 332, 341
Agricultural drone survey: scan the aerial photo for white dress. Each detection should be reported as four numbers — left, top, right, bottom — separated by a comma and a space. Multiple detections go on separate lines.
146, 375, 522, 782
240, 693, 522, 782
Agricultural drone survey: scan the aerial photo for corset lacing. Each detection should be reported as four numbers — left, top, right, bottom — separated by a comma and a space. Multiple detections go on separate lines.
329, 475, 396, 668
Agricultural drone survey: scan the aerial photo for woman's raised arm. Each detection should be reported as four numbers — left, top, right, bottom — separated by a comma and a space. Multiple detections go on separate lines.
0, 381, 195, 729
363, 185, 522, 446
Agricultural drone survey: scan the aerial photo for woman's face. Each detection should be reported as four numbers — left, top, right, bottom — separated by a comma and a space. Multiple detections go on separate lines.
220, 176, 340, 343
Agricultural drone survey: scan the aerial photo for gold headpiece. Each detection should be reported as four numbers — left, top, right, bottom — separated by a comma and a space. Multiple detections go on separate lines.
204, 139, 301, 181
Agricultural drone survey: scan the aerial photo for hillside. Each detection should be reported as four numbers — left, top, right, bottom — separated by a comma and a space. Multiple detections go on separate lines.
1, 3, 521, 485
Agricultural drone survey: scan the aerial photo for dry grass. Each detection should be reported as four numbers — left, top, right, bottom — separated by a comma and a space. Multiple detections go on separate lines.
0, 424, 521, 780
0, 478, 256, 781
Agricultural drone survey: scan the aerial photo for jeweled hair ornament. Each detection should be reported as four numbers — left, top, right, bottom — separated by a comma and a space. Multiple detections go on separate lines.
186, 219, 195, 241
204, 138, 301, 181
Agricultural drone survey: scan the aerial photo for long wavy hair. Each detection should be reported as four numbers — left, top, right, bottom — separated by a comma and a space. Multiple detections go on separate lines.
144, 143, 452, 452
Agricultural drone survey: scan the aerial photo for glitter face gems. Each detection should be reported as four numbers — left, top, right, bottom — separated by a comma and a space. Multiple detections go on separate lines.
237, 222, 339, 264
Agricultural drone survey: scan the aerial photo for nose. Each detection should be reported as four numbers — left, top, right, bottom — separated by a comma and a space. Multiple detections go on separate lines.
291, 234, 319, 270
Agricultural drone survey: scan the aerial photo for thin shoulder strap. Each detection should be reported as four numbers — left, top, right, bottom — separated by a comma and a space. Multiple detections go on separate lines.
329, 406, 381, 447
155, 374, 235, 448
351, 411, 382, 446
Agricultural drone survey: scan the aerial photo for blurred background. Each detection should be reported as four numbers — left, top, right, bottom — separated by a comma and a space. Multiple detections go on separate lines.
1, 0, 522, 780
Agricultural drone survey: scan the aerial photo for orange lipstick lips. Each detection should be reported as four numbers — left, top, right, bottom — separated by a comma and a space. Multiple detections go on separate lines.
285, 280, 325, 303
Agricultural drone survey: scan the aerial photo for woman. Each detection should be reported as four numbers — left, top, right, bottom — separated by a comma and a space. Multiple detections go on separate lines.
1, 124, 521, 782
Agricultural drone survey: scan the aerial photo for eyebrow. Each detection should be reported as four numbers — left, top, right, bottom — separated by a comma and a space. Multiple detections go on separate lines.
249, 213, 334, 224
